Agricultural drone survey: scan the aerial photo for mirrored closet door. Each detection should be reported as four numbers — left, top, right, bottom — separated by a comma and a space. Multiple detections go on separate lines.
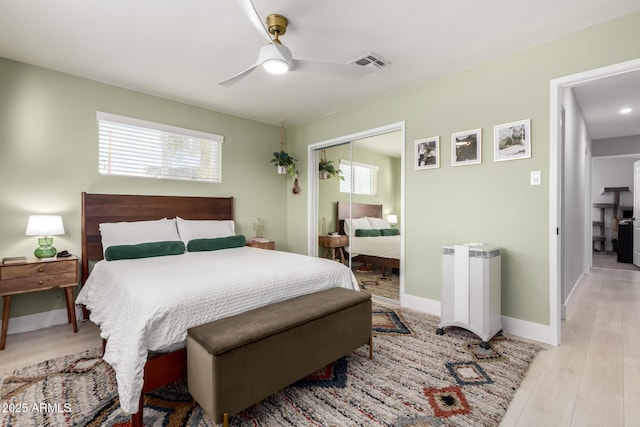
316, 131, 402, 302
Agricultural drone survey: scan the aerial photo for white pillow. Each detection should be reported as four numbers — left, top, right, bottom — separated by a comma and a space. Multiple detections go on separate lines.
344, 217, 371, 235
99, 218, 180, 253
366, 216, 391, 230
176, 217, 235, 245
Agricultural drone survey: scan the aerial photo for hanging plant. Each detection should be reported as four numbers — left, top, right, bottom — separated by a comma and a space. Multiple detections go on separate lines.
270, 150, 297, 177
318, 149, 343, 180
270, 118, 298, 178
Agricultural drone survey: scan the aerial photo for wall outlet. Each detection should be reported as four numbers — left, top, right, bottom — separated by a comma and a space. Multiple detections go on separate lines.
530, 171, 541, 185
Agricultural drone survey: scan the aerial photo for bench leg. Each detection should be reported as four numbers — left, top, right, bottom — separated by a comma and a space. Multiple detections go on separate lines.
369, 336, 373, 359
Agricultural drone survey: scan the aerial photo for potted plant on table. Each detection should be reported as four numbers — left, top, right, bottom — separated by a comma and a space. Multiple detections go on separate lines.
318, 149, 343, 180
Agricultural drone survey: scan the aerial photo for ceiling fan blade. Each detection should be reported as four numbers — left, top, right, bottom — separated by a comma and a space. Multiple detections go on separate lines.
238, 0, 273, 43
291, 59, 374, 80
218, 62, 260, 87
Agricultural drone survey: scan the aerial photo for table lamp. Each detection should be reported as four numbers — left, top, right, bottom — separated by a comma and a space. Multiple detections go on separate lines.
25, 215, 65, 258
387, 214, 398, 229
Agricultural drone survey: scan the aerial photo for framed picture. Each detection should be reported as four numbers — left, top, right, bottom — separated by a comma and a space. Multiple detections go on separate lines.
451, 128, 482, 166
415, 136, 440, 170
494, 119, 531, 162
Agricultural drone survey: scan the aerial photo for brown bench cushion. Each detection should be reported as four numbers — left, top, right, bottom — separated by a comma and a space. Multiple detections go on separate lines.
188, 287, 370, 355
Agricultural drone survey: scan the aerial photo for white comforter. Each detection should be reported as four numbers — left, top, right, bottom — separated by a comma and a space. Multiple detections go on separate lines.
346, 235, 401, 259
76, 247, 358, 414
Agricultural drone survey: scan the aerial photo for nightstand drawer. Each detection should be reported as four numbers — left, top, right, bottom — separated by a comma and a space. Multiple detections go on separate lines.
319, 235, 348, 247
0, 272, 78, 295
0, 260, 76, 280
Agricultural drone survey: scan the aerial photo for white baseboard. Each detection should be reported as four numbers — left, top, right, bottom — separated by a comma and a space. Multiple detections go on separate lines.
3, 306, 83, 335
500, 314, 553, 344
401, 293, 441, 316
400, 293, 554, 345
562, 272, 583, 321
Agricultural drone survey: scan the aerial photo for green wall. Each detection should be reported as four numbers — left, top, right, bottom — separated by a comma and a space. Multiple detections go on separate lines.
287, 12, 640, 326
0, 58, 285, 319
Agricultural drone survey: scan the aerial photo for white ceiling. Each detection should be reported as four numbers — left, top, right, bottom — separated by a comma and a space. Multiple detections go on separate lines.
573, 71, 640, 140
1, 0, 639, 133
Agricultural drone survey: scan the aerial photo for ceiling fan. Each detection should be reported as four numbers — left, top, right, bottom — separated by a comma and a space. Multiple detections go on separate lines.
218, 0, 373, 87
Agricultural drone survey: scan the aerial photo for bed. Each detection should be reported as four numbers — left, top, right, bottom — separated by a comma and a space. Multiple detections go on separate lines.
336, 201, 400, 276
77, 192, 358, 426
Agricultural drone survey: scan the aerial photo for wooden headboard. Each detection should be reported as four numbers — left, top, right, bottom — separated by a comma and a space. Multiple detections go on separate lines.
81, 192, 234, 284
336, 201, 383, 235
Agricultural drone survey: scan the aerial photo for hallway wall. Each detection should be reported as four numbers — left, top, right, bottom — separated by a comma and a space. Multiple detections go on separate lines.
562, 88, 592, 305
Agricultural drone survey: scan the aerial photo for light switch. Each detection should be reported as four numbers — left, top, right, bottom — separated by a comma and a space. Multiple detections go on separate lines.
530, 171, 541, 185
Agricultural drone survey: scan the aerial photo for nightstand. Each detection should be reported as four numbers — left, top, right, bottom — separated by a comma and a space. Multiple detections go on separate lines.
0, 256, 79, 350
246, 240, 275, 250
318, 235, 348, 263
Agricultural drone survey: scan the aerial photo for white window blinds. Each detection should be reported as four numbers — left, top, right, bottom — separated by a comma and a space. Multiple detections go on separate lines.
97, 112, 224, 183
339, 159, 378, 195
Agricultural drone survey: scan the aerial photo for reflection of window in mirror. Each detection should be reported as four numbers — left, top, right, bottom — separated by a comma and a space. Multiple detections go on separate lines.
339, 160, 378, 195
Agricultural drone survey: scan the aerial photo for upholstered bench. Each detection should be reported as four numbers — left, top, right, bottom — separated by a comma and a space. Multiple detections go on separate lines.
187, 287, 372, 426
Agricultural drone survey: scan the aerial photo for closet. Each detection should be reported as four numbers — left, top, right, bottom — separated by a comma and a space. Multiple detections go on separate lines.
315, 130, 403, 301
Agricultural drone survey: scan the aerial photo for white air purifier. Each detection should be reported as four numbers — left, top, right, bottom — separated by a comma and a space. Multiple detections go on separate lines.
438, 244, 502, 348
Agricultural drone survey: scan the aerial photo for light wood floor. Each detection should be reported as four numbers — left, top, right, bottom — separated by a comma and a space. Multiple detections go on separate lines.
0, 319, 102, 376
1, 266, 638, 426
501, 266, 640, 426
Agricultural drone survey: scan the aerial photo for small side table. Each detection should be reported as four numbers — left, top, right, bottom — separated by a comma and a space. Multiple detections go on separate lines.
319, 235, 348, 263
0, 256, 79, 350
246, 240, 275, 250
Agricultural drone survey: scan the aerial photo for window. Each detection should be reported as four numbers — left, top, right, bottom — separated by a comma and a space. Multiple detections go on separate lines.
339, 159, 378, 195
97, 112, 224, 183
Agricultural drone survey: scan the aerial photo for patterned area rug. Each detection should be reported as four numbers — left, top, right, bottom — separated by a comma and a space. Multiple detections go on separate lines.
354, 269, 400, 300
0, 303, 540, 427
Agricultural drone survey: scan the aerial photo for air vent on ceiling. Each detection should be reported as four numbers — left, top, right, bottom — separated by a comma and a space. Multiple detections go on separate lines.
350, 52, 389, 69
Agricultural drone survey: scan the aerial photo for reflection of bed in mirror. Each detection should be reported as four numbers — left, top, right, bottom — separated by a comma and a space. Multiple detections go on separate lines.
336, 201, 400, 277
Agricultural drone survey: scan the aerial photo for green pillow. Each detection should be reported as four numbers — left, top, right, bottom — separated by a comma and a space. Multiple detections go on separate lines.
104, 240, 185, 261
187, 235, 246, 252
355, 229, 381, 237
380, 228, 400, 236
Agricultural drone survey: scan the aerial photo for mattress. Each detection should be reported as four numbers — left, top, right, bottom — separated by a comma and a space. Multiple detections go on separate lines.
76, 246, 358, 413
346, 235, 401, 259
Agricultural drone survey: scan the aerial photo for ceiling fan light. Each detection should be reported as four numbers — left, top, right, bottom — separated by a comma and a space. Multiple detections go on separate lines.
263, 59, 289, 74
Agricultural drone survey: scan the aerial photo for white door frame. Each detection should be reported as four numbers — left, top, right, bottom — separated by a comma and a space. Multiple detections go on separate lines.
633, 160, 640, 267
549, 58, 640, 345
307, 121, 406, 301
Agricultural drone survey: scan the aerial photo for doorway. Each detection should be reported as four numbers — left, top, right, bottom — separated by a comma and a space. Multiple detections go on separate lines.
307, 122, 406, 303
550, 58, 640, 345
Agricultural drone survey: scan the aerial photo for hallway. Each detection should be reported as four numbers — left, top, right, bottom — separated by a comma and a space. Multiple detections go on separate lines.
501, 267, 640, 426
